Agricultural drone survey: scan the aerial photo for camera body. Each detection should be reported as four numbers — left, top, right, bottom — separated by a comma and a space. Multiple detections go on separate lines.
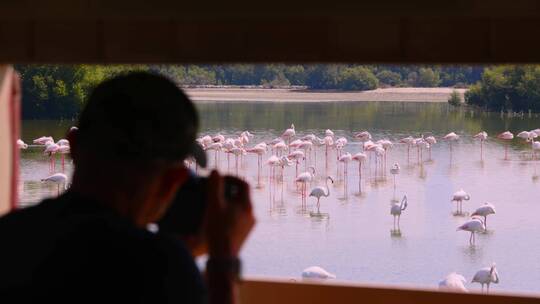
158, 172, 239, 237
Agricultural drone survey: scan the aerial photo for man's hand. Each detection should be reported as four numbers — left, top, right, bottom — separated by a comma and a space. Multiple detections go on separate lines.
204, 170, 256, 258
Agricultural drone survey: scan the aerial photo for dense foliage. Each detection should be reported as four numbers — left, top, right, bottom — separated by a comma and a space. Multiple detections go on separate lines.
448, 90, 462, 107
465, 66, 540, 112
16, 64, 484, 119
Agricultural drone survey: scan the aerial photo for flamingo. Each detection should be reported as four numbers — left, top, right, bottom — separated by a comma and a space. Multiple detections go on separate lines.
246, 145, 267, 185
425, 136, 436, 160
414, 137, 429, 164
439, 273, 468, 293
17, 139, 28, 149
298, 141, 313, 168
497, 131, 514, 160
457, 217, 485, 245
41, 172, 68, 195
302, 266, 336, 280
282, 124, 296, 152
390, 195, 408, 230
273, 141, 287, 157
399, 136, 415, 162
374, 146, 385, 178
451, 189, 470, 215
323, 135, 334, 170
312, 136, 325, 165
471, 203, 496, 229
309, 176, 334, 213
352, 152, 367, 193
325, 129, 335, 138
200, 135, 213, 148
289, 139, 303, 150
33, 136, 54, 145
533, 141, 540, 160
57, 145, 70, 172
354, 131, 372, 151
390, 163, 400, 199
296, 167, 316, 208
212, 133, 225, 143
335, 137, 347, 158
228, 147, 245, 175
302, 134, 316, 142
44, 143, 60, 172
56, 139, 69, 146
222, 138, 236, 170
288, 150, 305, 177
338, 152, 352, 197
472, 264, 499, 294
473, 131, 488, 160
443, 132, 459, 160
205, 142, 222, 168
377, 139, 393, 170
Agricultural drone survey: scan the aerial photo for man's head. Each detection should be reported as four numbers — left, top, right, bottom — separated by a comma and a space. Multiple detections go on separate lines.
68, 72, 204, 227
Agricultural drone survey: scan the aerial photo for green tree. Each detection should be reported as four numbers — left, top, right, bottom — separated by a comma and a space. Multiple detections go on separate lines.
338, 67, 379, 91
376, 70, 402, 86
448, 90, 462, 106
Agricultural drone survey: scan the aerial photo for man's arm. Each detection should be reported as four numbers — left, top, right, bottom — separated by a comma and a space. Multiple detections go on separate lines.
204, 171, 255, 304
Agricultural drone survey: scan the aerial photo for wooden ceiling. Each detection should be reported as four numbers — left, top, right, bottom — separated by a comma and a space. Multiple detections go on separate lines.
2, 0, 540, 63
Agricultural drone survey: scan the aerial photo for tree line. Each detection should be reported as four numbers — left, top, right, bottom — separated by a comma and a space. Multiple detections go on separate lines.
16, 64, 483, 119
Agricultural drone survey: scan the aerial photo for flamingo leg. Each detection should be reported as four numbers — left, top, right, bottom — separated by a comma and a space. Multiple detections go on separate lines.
358, 163, 362, 193
317, 197, 320, 213
484, 216, 487, 230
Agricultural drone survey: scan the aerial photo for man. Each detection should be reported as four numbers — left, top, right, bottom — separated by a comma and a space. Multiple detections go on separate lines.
0, 72, 255, 303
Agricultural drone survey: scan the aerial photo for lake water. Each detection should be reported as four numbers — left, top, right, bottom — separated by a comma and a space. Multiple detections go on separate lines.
18, 101, 540, 295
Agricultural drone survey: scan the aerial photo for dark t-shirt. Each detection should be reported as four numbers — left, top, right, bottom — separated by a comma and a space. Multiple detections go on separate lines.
0, 191, 206, 303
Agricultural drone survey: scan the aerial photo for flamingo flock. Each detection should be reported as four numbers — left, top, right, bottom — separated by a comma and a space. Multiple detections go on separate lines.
21, 122, 540, 295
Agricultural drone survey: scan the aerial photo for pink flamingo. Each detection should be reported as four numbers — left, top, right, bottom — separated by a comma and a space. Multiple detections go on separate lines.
338, 152, 352, 198
354, 131, 372, 151
44, 143, 59, 172
497, 131, 514, 160
352, 152, 367, 193
399, 136, 415, 163
425, 136, 436, 160
473, 131, 488, 160
247, 144, 267, 185
296, 166, 316, 208
205, 142, 222, 168
443, 132, 459, 161
287, 150, 305, 177
323, 135, 334, 171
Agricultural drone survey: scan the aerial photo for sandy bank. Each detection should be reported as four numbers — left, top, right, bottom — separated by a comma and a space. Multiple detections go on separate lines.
185, 87, 467, 103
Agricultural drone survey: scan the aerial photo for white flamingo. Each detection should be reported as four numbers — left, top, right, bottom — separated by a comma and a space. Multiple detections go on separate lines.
323, 135, 334, 170
497, 131, 514, 160
457, 217, 485, 245
471, 203, 496, 229
309, 176, 334, 213
41, 173, 68, 195
473, 131, 488, 160
273, 141, 287, 157
471, 264, 499, 294
439, 273, 468, 293
205, 142, 222, 168
390, 195, 408, 230
302, 266, 336, 280
451, 189, 470, 215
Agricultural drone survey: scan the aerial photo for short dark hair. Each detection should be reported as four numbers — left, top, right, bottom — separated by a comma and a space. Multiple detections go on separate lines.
76, 72, 199, 162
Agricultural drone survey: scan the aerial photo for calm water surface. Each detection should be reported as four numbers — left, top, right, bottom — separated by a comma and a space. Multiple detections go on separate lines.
19, 101, 540, 295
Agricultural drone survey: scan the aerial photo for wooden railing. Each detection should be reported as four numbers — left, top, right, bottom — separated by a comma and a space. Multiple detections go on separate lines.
239, 277, 540, 304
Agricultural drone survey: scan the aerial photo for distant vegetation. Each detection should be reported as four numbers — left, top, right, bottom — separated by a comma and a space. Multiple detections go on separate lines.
465, 65, 540, 112
16, 64, 484, 119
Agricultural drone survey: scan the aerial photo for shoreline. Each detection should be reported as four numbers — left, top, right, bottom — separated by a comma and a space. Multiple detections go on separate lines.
185, 87, 467, 103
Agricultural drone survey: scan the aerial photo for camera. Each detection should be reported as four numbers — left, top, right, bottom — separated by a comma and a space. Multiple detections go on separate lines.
158, 171, 240, 237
